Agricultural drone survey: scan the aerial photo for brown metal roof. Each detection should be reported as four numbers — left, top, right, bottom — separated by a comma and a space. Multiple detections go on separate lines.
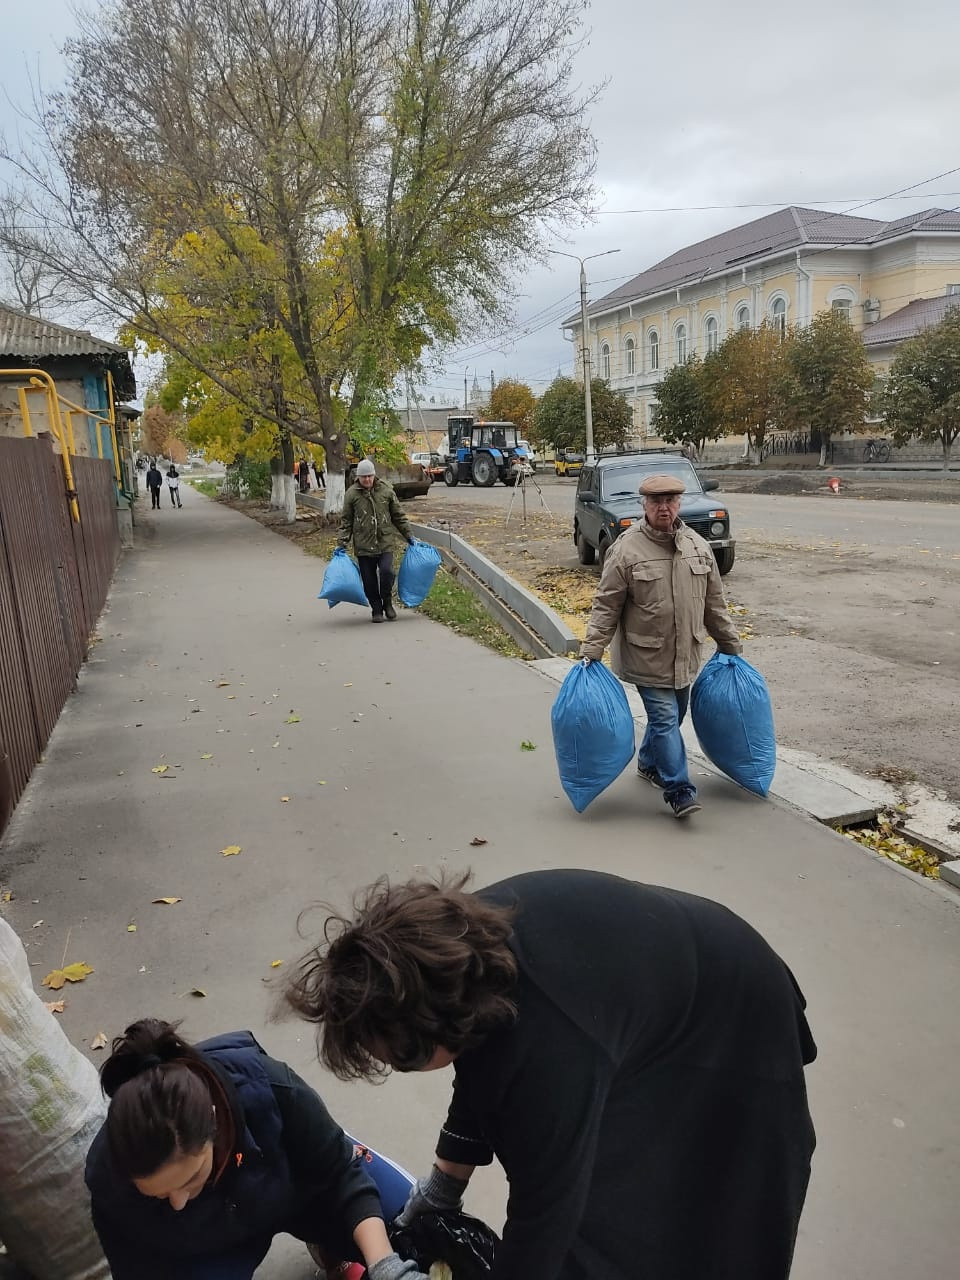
862, 294, 960, 346
0, 304, 128, 360
576, 206, 960, 322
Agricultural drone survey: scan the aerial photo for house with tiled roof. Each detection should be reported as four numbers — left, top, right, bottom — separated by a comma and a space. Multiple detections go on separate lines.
0, 304, 136, 457
563, 207, 960, 436
861, 292, 960, 369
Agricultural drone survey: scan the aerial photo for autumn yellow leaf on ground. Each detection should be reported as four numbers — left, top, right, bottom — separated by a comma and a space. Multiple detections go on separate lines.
151, 765, 169, 774
152, 897, 182, 905
285, 714, 301, 723
90, 1031, 108, 1050
270, 960, 283, 968
220, 845, 242, 857
44, 1000, 65, 1014
42, 961, 94, 990
217, 681, 230, 687
280, 796, 290, 803
127, 924, 137, 932
200, 753, 213, 760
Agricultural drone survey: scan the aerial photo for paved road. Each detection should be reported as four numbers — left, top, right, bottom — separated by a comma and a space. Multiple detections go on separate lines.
1, 494, 958, 1279
423, 477, 960, 552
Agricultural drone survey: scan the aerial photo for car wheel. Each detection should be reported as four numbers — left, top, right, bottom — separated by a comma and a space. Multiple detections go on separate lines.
598, 535, 610, 567
443, 466, 458, 486
714, 546, 736, 576
577, 532, 596, 566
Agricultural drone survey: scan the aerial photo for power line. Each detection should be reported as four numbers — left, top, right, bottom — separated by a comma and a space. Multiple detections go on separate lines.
597, 191, 960, 215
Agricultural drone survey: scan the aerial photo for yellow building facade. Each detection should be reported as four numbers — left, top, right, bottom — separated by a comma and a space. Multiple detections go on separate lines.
565, 207, 960, 437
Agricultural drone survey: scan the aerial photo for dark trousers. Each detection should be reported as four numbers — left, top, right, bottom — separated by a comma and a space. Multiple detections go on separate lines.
149, 488, 161, 508
169, 487, 181, 507
357, 551, 394, 616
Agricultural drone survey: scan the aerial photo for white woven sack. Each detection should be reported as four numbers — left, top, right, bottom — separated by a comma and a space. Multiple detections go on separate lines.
0, 917, 109, 1279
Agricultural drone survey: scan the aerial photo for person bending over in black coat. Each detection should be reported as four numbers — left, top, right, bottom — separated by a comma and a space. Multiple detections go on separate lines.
85, 1018, 430, 1280
286, 869, 817, 1280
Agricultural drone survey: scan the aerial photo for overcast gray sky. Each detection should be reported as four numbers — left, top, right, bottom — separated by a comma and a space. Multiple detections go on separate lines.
3, 0, 959, 407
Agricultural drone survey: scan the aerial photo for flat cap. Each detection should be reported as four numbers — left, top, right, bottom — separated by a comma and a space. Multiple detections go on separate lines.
639, 473, 685, 496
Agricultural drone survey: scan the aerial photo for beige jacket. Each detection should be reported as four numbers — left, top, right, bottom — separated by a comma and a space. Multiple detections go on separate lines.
581, 519, 742, 689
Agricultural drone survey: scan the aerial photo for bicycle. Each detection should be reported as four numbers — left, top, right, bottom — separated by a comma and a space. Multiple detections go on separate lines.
862, 438, 891, 463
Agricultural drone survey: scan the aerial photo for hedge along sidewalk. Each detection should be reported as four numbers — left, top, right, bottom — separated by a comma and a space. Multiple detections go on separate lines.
407, 520, 579, 659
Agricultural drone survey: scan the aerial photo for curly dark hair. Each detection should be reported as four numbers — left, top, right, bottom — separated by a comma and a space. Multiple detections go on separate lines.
284, 874, 518, 1081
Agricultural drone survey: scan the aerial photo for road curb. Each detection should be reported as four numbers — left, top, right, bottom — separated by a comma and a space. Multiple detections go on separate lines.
407, 520, 580, 657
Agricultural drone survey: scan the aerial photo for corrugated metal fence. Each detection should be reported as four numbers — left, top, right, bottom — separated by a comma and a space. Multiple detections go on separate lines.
0, 437, 120, 833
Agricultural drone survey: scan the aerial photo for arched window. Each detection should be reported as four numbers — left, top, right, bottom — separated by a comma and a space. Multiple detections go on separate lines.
675, 323, 687, 363
624, 335, 635, 376
648, 329, 659, 371
736, 304, 750, 330
831, 298, 852, 319
600, 342, 611, 380
771, 296, 787, 337
704, 315, 719, 353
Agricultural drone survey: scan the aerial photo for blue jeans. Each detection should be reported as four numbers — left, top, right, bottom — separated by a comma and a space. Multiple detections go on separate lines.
635, 685, 693, 801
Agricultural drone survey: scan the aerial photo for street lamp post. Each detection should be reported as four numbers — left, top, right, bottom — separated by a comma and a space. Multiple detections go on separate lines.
551, 248, 620, 464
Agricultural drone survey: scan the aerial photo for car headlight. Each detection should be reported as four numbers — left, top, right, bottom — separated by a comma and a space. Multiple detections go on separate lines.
710, 520, 726, 537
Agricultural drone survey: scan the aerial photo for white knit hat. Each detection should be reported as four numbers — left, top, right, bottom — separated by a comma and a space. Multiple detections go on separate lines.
356, 459, 376, 477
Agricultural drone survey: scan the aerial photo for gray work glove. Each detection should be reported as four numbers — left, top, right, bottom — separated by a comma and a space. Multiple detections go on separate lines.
395, 1164, 469, 1228
367, 1253, 430, 1280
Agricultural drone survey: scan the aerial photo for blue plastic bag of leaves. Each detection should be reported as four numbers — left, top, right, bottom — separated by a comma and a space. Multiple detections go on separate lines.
397, 539, 442, 607
551, 661, 636, 813
691, 652, 776, 796
317, 547, 368, 609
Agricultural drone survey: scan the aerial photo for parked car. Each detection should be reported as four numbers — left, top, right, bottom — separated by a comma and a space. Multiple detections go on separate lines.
555, 449, 585, 477
572, 452, 736, 575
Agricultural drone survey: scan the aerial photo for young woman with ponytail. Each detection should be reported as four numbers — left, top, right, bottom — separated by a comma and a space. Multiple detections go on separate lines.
84, 1019, 429, 1280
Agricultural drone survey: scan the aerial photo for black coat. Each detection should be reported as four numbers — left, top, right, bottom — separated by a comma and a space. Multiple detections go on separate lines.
86, 1032, 382, 1279
435, 870, 816, 1280
145, 467, 163, 490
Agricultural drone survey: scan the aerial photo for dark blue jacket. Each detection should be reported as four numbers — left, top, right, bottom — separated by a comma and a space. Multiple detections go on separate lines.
85, 1031, 382, 1280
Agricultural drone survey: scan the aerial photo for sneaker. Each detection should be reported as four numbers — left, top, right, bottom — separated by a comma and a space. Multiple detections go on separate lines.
371, 613, 385, 624
384, 604, 397, 621
636, 763, 665, 789
668, 792, 702, 820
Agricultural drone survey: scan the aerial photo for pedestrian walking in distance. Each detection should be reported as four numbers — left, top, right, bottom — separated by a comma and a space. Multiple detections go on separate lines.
85, 1018, 432, 1280
337, 459, 413, 623
166, 464, 182, 508
580, 473, 741, 818
286, 868, 817, 1280
313, 460, 326, 490
145, 462, 163, 510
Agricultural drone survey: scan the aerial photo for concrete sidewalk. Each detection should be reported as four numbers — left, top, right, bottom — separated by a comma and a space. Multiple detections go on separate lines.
1, 493, 958, 1279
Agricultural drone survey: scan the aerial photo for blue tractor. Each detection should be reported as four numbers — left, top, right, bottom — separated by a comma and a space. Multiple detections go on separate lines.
442, 416, 532, 487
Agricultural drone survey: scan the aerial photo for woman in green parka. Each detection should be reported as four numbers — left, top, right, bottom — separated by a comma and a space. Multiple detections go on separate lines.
337, 460, 413, 623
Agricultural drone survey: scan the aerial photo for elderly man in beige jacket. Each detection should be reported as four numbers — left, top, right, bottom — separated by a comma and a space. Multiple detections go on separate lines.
581, 473, 742, 818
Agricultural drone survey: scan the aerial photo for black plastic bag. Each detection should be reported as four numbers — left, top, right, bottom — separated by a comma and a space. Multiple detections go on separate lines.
389, 1209, 499, 1279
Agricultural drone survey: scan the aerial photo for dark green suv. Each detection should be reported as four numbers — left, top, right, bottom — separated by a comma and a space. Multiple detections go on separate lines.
573, 452, 736, 575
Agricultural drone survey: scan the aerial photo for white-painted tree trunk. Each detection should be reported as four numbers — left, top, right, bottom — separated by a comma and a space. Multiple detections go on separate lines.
269, 472, 284, 509
819, 441, 829, 467
281, 473, 297, 524
324, 470, 346, 517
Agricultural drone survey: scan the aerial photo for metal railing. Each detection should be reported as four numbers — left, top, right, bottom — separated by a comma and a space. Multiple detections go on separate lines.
0, 368, 122, 522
